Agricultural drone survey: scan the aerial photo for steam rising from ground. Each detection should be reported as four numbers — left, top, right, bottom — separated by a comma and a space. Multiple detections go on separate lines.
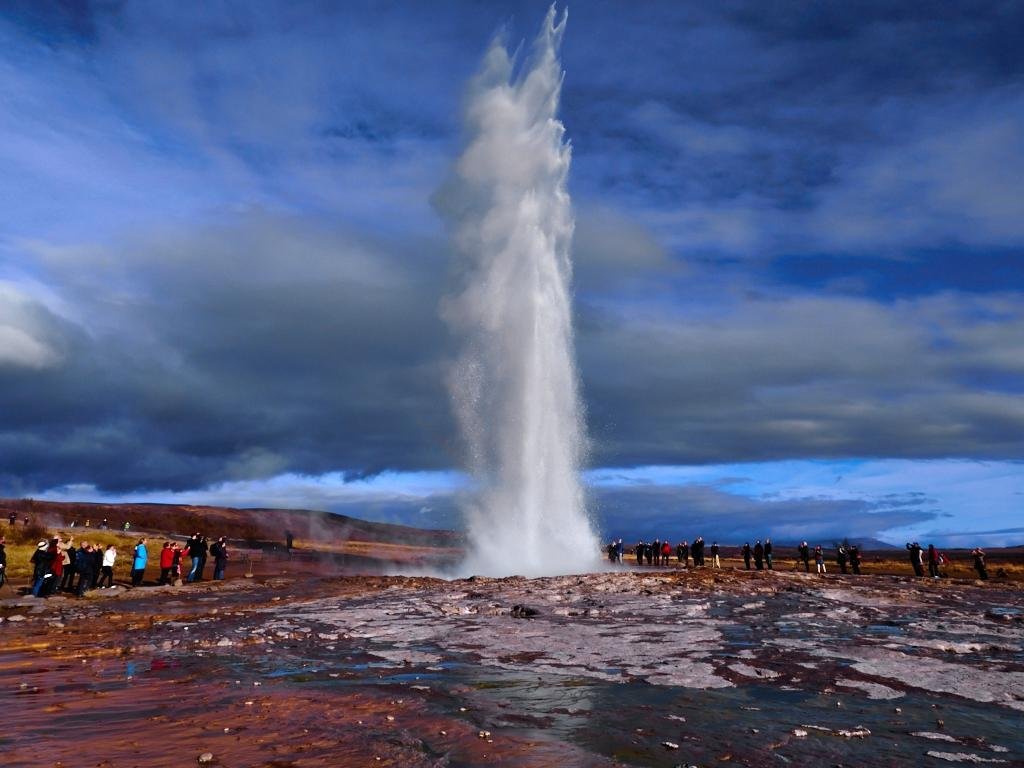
441, 8, 601, 576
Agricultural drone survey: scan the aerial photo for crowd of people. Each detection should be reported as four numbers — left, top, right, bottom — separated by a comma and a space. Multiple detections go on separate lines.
14, 531, 233, 598
605, 536, 993, 580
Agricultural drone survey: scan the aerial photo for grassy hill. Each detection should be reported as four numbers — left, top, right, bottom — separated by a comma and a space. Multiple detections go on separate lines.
0, 498, 461, 549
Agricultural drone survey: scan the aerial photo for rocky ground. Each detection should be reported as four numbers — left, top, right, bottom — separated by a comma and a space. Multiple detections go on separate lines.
1, 567, 1022, 767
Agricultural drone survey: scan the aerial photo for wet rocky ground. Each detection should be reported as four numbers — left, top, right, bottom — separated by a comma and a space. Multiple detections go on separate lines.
1, 567, 1021, 767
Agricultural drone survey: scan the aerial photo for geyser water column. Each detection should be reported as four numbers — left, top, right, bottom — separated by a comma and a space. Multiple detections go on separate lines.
442, 8, 601, 576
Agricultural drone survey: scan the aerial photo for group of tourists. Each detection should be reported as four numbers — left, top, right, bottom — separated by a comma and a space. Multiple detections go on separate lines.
793, 542, 862, 574
19, 531, 231, 598
27, 537, 118, 597
626, 537, 718, 568
740, 540, 774, 570
605, 535, 995, 581
905, 541, 988, 580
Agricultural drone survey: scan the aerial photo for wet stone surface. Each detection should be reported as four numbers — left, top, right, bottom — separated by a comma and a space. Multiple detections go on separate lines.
1, 568, 1022, 766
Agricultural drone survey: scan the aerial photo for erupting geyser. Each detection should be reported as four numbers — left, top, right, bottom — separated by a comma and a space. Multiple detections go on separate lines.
442, 7, 601, 577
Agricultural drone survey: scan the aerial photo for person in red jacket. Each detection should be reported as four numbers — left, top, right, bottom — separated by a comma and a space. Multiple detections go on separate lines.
159, 542, 175, 584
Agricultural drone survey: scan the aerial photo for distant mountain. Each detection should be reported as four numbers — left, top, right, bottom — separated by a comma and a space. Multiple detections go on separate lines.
0, 498, 462, 549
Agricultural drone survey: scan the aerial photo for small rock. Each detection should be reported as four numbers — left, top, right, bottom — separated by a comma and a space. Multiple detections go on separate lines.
7, 615, 26, 622
197, 753, 214, 764
792, 729, 808, 738
662, 741, 680, 750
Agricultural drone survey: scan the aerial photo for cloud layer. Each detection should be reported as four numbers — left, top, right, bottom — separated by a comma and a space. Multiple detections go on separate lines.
1, 2, 1022, 540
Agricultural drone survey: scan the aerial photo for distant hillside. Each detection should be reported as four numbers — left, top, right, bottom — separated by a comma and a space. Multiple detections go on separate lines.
0, 498, 462, 549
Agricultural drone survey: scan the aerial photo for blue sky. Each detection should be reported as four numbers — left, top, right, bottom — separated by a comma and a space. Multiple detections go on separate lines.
1, 1, 1022, 545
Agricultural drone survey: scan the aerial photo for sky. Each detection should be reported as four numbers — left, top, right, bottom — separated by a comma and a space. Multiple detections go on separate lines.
1, 1, 1022, 546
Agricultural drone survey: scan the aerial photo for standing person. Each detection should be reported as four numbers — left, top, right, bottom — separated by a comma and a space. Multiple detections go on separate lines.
60, 538, 78, 592
7, 512, 14, 526
0, 536, 7, 589
171, 542, 183, 582
836, 544, 848, 574
30, 540, 52, 597
159, 542, 174, 585
615, 539, 624, 564
212, 536, 229, 580
815, 545, 826, 574
45, 538, 63, 596
906, 542, 923, 576
677, 540, 689, 567
75, 544, 95, 597
849, 545, 861, 575
131, 538, 148, 587
710, 541, 721, 569
635, 542, 644, 566
195, 536, 211, 581
741, 543, 752, 570
972, 548, 988, 580
753, 541, 764, 570
799, 541, 811, 573
660, 539, 671, 566
927, 544, 940, 579
186, 534, 203, 582
652, 539, 661, 566
97, 544, 116, 588
764, 539, 773, 570
90, 544, 102, 588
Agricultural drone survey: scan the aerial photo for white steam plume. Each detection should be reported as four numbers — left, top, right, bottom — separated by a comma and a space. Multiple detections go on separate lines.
440, 7, 602, 576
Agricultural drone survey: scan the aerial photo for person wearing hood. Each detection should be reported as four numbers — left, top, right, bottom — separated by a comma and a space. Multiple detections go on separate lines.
753, 541, 764, 570
741, 543, 752, 570
635, 542, 644, 566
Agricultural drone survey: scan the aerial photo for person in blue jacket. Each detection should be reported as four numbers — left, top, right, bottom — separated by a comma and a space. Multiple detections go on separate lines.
131, 538, 148, 587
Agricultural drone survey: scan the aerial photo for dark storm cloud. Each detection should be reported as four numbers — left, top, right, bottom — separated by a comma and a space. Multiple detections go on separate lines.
1, 214, 455, 492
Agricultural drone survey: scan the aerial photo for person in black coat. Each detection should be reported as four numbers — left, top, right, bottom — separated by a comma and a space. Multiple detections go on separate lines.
836, 545, 848, 574
798, 541, 811, 573
741, 543, 752, 570
849, 545, 861, 575
636, 542, 644, 566
753, 541, 764, 570
76, 544, 95, 597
